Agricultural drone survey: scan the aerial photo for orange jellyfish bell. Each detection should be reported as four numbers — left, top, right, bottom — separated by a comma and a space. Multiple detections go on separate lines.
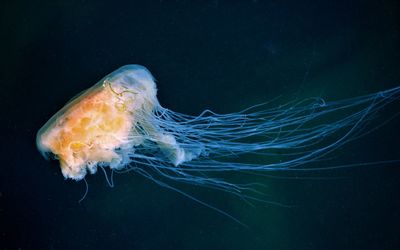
36, 65, 164, 180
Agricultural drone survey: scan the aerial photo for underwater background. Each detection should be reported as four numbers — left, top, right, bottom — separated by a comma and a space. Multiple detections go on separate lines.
1, 0, 400, 249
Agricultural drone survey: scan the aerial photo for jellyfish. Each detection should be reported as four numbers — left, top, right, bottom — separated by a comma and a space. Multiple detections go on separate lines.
36, 65, 400, 218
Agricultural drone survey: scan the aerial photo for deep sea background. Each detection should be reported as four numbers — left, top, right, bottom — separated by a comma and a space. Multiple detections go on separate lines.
1, 0, 400, 249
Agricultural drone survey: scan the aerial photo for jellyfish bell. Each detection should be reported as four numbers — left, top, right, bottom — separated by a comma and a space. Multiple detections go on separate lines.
36, 65, 194, 181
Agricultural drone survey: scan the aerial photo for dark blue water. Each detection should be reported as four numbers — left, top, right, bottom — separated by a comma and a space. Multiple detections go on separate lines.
2, 1, 400, 249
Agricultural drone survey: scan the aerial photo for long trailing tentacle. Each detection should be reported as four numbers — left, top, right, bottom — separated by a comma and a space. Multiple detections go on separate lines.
123, 86, 400, 195
118, 86, 399, 224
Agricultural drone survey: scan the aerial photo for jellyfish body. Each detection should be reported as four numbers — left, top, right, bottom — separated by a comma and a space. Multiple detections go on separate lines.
37, 65, 400, 199
37, 65, 196, 180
